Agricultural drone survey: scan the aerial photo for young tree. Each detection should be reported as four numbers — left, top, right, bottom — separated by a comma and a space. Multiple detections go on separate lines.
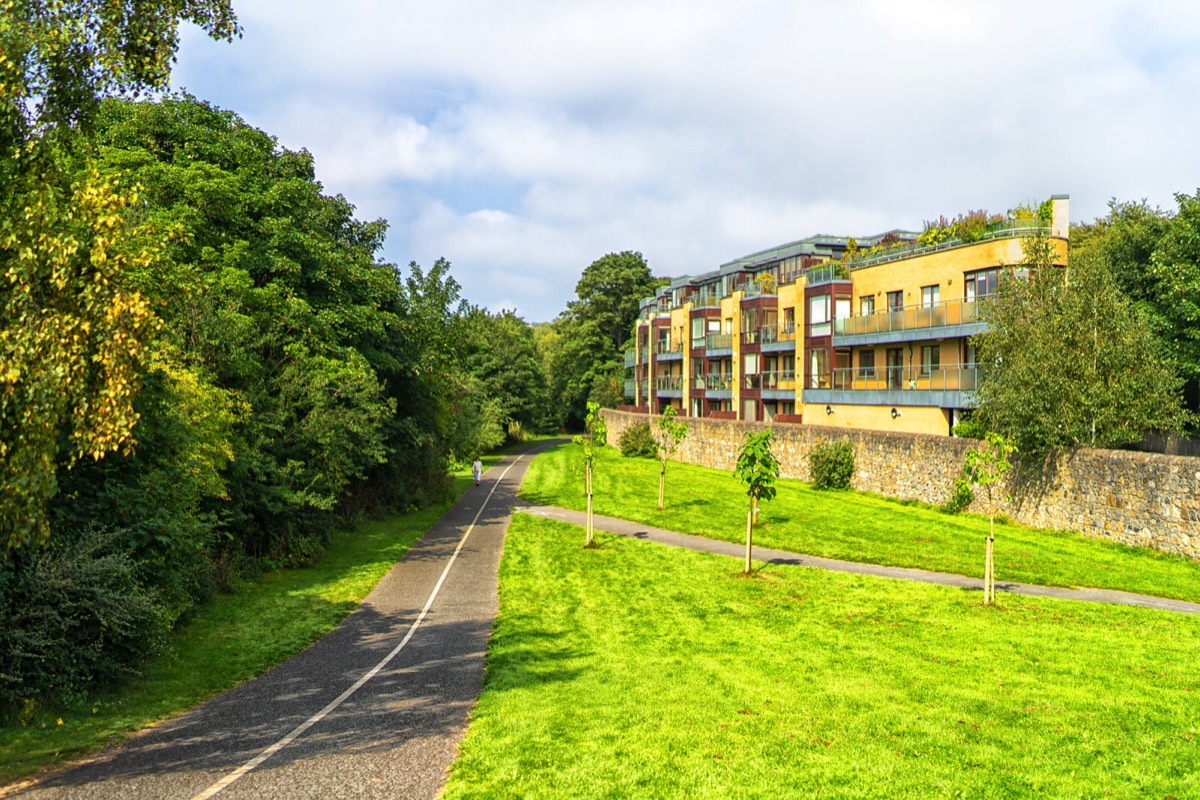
733, 430, 779, 576
573, 402, 608, 547
655, 406, 689, 510
974, 237, 1189, 454
963, 433, 1016, 605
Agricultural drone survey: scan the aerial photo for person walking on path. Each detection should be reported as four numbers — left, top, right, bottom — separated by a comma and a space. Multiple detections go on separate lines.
472, 457, 483, 485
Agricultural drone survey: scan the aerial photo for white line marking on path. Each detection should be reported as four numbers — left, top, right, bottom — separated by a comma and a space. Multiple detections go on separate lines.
192, 456, 525, 799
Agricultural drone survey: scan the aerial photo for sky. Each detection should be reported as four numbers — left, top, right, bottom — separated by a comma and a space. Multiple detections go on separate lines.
170, 0, 1200, 323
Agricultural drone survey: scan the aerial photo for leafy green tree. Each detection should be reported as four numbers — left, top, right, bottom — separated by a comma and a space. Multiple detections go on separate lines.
573, 402, 608, 547
655, 406, 688, 510
548, 251, 663, 428
1, 0, 238, 555
88, 97, 403, 560
733, 430, 779, 575
962, 433, 1016, 606
461, 308, 550, 438
974, 236, 1188, 454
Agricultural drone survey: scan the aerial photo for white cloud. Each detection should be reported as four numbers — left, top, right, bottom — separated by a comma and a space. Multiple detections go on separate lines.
171, 0, 1200, 321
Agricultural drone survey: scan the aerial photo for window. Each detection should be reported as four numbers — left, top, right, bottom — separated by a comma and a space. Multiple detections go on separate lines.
920, 345, 940, 376
809, 348, 828, 389
835, 298, 851, 319
784, 307, 795, 333
859, 349, 876, 378
887, 290, 904, 312
860, 295, 875, 316
965, 268, 1000, 301
691, 317, 705, 347
809, 294, 831, 336
744, 353, 759, 374
921, 284, 940, 308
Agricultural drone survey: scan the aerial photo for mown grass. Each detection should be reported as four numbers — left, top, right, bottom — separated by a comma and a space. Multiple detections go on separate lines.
443, 514, 1200, 799
0, 446, 521, 786
521, 444, 1200, 603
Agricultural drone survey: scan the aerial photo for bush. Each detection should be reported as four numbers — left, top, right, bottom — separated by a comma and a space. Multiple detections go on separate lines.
809, 439, 855, 490
617, 422, 657, 458
942, 474, 975, 514
0, 528, 169, 713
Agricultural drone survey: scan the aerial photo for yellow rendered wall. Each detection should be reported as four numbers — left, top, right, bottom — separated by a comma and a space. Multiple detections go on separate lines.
850, 236, 1067, 310
800, 402, 951, 436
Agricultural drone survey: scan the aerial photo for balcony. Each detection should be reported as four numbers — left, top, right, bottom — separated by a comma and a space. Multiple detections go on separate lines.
655, 374, 683, 397
693, 291, 720, 309
761, 322, 798, 352
833, 297, 987, 346
656, 340, 684, 360
705, 332, 733, 355
624, 379, 636, 397
705, 374, 733, 391
624, 349, 637, 368
844, 223, 1050, 270
802, 364, 979, 409
761, 370, 796, 399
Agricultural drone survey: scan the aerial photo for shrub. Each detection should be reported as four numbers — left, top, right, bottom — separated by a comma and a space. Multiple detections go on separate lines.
0, 528, 169, 713
809, 439, 856, 490
617, 422, 657, 458
942, 474, 975, 514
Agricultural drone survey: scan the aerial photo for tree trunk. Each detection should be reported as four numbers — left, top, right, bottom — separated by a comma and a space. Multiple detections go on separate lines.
585, 462, 594, 547
745, 507, 753, 575
658, 469, 665, 511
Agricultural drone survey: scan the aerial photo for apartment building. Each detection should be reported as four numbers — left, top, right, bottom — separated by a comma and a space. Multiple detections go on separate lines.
626, 196, 1070, 436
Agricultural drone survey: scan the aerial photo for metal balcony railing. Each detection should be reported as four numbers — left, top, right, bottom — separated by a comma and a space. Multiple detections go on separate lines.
844, 224, 1050, 270
705, 332, 733, 350
655, 375, 683, 392
624, 349, 636, 367
761, 322, 797, 345
816, 364, 980, 393
657, 340, 684, 355
834, 297, 986, 337
705, 374, 733, 391
760, 370, 796, 391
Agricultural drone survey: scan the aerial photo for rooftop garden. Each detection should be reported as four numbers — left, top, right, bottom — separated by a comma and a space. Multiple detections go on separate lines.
842, 198, 1055, 269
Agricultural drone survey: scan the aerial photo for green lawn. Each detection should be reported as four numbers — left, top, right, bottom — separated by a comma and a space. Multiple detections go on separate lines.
0, 446, 521, 785
520, 444, 1200, 603
443, 514, 1200, 799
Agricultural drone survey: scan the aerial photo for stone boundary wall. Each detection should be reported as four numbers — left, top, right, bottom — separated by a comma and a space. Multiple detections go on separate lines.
602, 409, 1199, 562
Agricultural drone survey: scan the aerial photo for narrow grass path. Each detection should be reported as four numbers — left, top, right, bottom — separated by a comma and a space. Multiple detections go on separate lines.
443, 514, 1200, 799
520, 444, 1200, 603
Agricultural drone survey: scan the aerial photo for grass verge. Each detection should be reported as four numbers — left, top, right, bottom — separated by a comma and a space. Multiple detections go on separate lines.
0, 447, 519, 787
443, 514, 1200, 799
520, 444, 1200, 602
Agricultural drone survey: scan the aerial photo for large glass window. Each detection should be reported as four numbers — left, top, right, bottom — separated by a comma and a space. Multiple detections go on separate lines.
887, 290, 904, 312
809, 295, 831, 336
860, 295, 875, 316
921, 345, 941, 376
691, 317, 705, 347
859, 349, 876, 378
965, 268, 1001, 301
810, 348, 829, 388
921, 284, 940, 308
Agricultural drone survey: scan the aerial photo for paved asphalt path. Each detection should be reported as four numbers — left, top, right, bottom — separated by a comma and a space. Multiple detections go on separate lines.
13, 446, 547, 800
519, 505, 1200, 615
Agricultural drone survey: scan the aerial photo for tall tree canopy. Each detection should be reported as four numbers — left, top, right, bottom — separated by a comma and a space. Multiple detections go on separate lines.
1076, 195, 1200, 413
545, 251, 662, 428
1, 0, 238, 553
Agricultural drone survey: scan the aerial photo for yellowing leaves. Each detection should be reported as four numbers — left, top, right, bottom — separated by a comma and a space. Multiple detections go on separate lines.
2, 160, 159, 553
